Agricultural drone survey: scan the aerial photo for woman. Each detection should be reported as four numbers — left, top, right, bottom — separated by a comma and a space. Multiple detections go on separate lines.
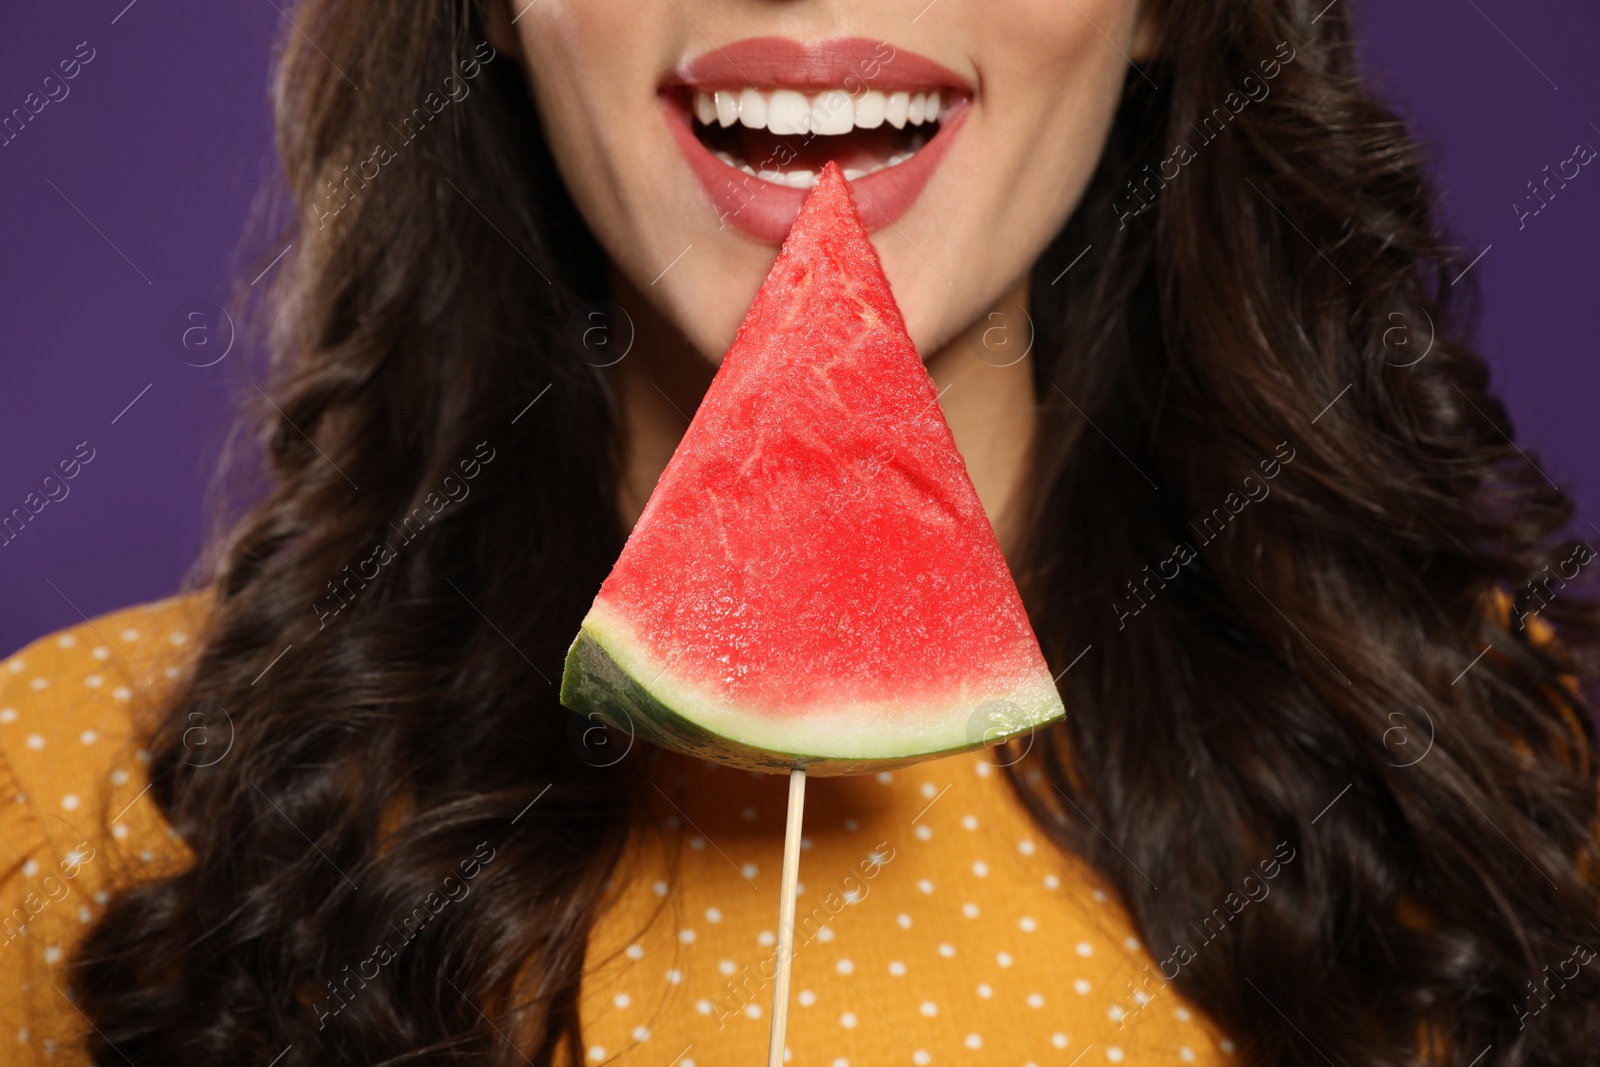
2, 0, 1597, 1063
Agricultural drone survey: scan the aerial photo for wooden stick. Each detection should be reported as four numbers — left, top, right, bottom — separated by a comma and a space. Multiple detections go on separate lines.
766, 766, 807, 1067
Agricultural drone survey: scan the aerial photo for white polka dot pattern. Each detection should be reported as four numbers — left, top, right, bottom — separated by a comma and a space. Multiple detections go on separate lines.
0, 594, 1229, 1065
580, 756, 1229, 1066
0, 595, 208, 1065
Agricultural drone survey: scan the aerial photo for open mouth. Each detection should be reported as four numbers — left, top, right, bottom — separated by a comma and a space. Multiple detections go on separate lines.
685, 87, 952, 190
662, 38, 973, 244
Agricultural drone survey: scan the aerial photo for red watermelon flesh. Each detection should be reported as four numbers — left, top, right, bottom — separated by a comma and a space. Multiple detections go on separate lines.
560, 162, 1064, 775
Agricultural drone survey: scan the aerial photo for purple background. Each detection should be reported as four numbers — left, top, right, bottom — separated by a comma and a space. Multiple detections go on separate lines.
2, 0, 1597, 656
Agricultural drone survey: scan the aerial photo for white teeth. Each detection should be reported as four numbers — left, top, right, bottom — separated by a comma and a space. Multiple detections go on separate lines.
766, 89, 810, 135
854, 90, 886, 129
692, 86, 950, 134
738, 87, 766, 129
740, 154, 914, 184
757, 168, 817, 189
715, 149, 759, 178
694, 91, 717, 125
811, 90, 854, 135
694, 84, 951, 184
885, 91, 910, 129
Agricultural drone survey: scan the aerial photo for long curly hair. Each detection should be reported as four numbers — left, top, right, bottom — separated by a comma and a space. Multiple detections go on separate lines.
69, 0, 1600, 1064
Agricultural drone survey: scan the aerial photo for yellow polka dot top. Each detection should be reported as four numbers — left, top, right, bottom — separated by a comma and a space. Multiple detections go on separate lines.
0, 595, 1230, 1065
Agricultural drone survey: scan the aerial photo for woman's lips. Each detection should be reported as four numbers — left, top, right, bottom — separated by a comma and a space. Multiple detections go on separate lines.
662, 37, 973, 244
671, 35, 968, 91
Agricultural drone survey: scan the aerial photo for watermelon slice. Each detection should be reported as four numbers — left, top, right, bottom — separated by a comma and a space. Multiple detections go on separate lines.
561, 162, 1064, 776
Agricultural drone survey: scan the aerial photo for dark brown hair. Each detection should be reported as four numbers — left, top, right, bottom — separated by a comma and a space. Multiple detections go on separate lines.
70, 1, 1600, 1064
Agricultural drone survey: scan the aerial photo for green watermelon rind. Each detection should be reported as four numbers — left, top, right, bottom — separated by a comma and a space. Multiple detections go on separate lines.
560, 608, 1067, 778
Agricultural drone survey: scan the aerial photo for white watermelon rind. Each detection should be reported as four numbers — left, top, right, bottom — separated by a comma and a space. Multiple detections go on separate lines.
560, 607, 1066, 778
